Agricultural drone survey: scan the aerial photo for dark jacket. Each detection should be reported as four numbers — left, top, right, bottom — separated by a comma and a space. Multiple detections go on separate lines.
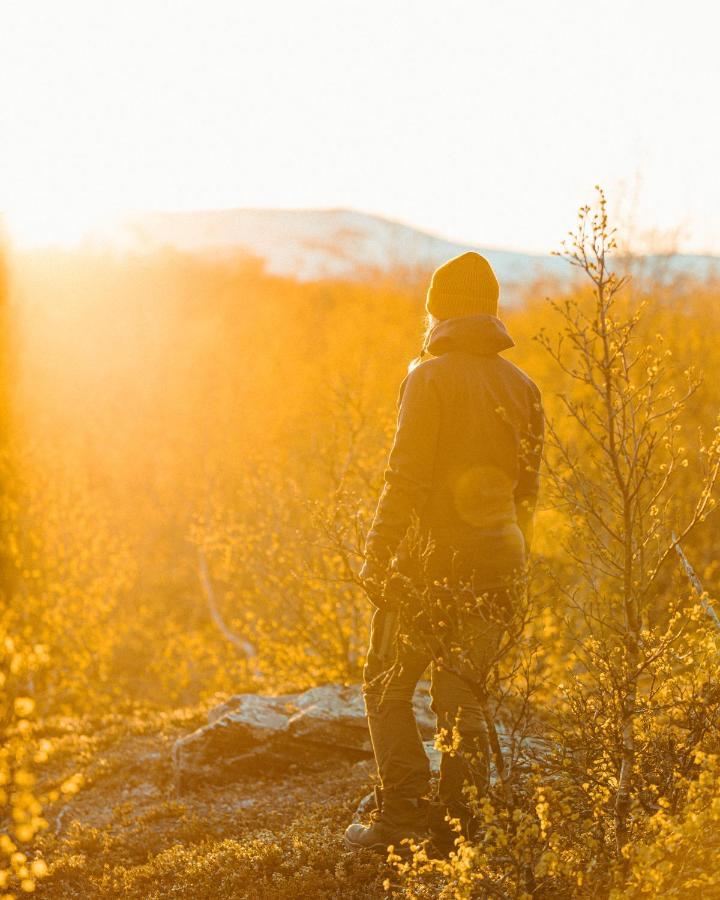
365, 314, 543, 589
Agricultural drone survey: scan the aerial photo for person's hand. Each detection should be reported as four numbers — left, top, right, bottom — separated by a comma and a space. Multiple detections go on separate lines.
359, 557, 387, 608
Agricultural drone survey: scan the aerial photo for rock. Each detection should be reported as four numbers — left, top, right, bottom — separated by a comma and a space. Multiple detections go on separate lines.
173, 682, 465, 788
295, 684, 366, 712
174, 685, 372, 787
287, 684, 371, 753
413, 683, 436, 739
173, 695, 295, 786
424, 740, 442, 774
208, 693, 298, 725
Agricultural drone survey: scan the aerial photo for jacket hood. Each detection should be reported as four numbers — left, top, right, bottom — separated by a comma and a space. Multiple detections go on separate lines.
427, 314, 514, 357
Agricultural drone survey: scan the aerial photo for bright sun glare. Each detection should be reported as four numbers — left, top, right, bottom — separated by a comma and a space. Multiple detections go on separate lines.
2, 1, 720, 255
4, 206, 116, 250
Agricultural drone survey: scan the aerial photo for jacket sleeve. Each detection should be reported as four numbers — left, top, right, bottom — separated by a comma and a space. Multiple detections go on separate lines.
364, 366, 441, 572
514, 385, 544, 552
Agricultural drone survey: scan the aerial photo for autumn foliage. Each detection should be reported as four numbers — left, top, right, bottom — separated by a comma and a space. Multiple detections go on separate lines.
2, 196, 720, 897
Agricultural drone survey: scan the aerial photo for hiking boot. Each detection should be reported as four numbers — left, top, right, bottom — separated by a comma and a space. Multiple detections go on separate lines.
344, 787, 428, 853
428, 800, 480, 857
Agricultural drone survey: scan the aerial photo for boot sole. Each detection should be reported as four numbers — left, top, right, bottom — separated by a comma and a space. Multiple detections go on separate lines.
343, 835, 422, 856
343, 835, 391, 854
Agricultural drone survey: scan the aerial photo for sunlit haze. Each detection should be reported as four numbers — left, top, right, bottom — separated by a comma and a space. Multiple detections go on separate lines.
5, 3, 720, 896
2, 0, 719, 253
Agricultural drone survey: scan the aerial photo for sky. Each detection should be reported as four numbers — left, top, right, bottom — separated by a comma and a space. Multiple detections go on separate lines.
2, 0, 720, 254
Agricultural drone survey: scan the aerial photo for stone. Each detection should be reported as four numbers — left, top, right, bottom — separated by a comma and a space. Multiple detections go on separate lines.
413, 683, 436, 739
287, 684, 371, 753
172, 682, 527, 790
173, 694, 295, 786
207, 693, 298, 725
424, 740, 442, 774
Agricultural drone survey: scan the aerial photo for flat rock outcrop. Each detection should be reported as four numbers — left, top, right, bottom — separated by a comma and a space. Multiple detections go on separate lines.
173, 683, 435, 787
173, 682, 550, 791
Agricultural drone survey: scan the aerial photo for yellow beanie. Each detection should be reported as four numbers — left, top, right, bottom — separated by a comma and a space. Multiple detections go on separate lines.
426, 251, 500, 319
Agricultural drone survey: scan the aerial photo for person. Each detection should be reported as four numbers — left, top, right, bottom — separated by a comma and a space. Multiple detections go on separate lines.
344, 251, 544, 854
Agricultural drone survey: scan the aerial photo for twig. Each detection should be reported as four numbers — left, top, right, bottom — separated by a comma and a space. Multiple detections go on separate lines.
197, 548, 259, 658
672, 534, 720, 633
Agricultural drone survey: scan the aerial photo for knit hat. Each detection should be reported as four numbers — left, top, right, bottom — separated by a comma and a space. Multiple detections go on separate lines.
426, 251, 499, 319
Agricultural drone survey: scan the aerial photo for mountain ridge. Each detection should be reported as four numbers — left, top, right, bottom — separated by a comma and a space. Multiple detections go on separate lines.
92, 207, 720, 300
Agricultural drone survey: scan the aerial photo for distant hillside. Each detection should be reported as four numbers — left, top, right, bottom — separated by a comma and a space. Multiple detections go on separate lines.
96, 207, 720, 302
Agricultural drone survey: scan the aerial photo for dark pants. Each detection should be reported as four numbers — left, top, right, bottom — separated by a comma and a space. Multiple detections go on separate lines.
362, 599, 504, 807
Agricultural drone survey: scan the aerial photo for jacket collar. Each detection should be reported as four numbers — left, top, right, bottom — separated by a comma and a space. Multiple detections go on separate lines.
427, 314, 515, 357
